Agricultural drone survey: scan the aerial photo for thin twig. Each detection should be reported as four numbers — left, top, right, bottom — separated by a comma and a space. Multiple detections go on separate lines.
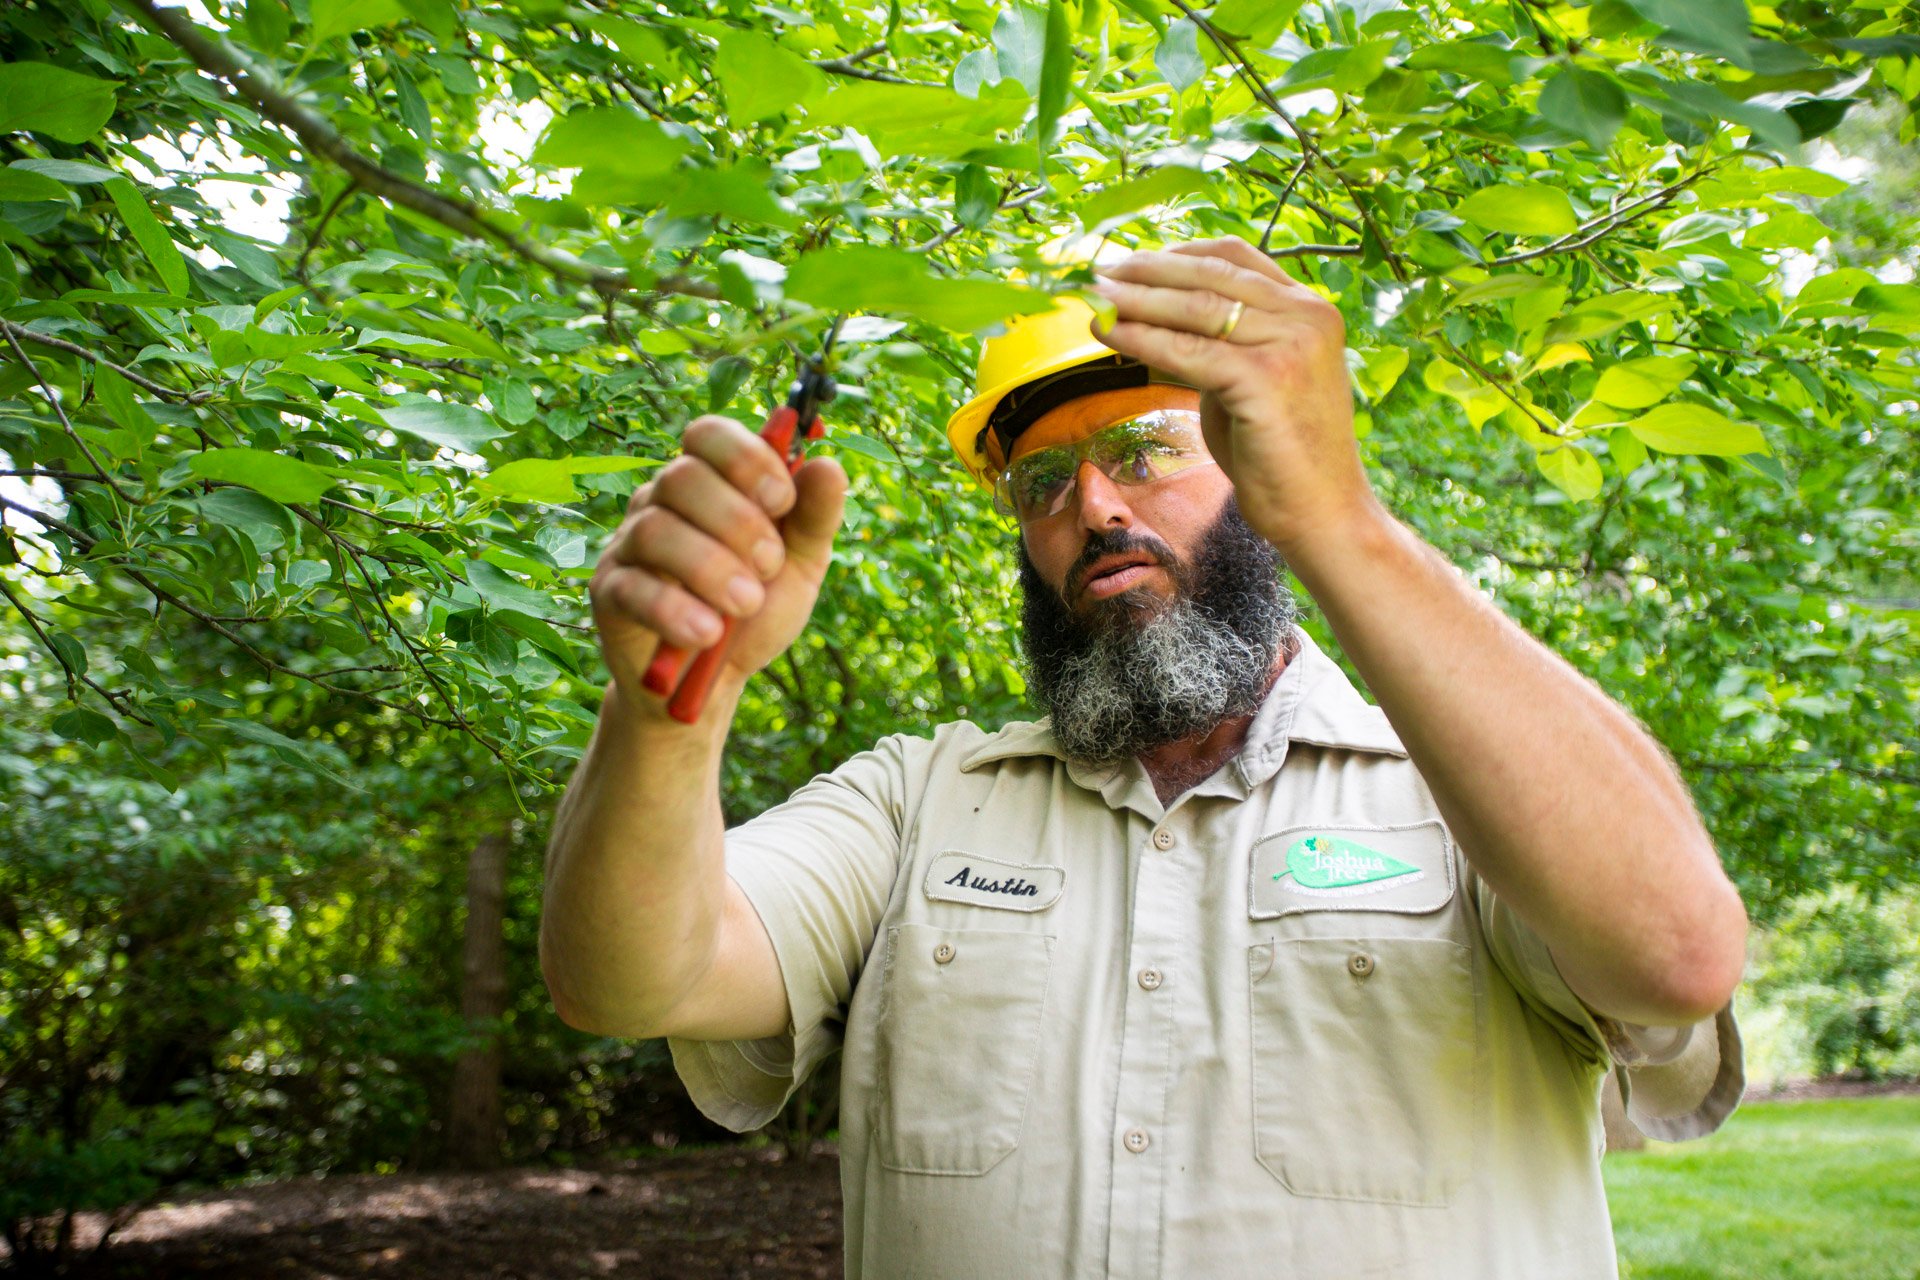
0, 574, 157, 725
1257, 159, 1310, 254
0, 320, 220, 405
2, 325, 137, 503
1487, 167, 1718, 267
296, 180, 358, 282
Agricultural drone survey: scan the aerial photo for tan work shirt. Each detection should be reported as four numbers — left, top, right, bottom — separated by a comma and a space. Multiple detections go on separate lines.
671, 630, 1742, 1279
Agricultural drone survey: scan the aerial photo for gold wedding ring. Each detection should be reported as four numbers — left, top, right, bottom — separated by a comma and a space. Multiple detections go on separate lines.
1216, 298, 1246, 341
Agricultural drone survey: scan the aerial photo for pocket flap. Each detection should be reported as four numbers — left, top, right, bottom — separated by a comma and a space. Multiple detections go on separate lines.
1250, 820, 1455, 919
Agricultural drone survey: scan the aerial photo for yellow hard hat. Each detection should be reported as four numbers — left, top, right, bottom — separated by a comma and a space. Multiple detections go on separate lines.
944, 294, 1120, 489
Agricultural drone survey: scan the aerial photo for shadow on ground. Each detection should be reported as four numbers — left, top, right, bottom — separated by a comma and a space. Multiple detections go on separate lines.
50, 1147, 842, 1279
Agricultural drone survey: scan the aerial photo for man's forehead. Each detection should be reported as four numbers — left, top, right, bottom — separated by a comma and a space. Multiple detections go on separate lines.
1009, 385, 1202, 460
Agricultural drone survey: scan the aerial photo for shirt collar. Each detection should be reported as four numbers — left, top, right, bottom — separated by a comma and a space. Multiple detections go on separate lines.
957, 629, 1407, 782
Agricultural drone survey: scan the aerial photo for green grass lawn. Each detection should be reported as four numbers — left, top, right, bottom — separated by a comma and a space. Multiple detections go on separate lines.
1606, 1096, 1920, 1280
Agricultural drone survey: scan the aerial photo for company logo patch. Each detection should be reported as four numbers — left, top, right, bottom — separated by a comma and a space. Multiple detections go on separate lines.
1275, 834, 1424, 898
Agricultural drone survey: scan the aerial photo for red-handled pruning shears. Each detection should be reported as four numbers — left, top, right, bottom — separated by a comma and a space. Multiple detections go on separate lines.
640, 317, 844, 724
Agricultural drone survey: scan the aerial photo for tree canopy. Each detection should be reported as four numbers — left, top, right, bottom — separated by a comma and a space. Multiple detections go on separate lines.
0, 0, 1912, 903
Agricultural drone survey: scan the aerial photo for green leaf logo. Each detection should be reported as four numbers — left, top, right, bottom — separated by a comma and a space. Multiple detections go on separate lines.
1276, 835, 1424, 896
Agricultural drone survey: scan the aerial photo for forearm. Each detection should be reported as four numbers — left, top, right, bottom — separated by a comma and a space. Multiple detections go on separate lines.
540, 674, 746, 1035
1283, 499, 1747, 1025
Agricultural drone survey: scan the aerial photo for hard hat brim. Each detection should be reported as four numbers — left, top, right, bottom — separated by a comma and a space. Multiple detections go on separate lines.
945, 335, 1120, 490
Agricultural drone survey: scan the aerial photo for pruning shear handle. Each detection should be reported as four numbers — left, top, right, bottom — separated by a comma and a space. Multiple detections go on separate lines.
640, 322, 842, 724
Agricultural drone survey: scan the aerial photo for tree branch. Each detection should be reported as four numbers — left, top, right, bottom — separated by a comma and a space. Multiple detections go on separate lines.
122, 0, 717, 303
0, 320, 219, 405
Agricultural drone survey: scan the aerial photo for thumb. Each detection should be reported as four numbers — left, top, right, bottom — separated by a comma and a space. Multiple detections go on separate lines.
781, 454, 847, 572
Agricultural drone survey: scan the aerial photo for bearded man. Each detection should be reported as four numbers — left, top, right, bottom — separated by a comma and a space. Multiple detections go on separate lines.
541, 237, 1748, 1279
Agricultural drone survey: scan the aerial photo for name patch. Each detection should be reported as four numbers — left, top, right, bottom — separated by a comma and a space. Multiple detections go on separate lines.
924, 851, 1065, 913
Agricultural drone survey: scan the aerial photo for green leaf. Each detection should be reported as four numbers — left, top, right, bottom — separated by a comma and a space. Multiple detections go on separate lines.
464, 560, 554, 615
808, 82, 1027, 134
587, 16, 671, 71
309, 0, 408, 47
1593, 356, 1695, 409
1445, 273, 1558, 310
1537, 67, 1627, 151
1456, 184, 1579, 238
664, 163, 795, 228
196, 488, 295, 554
1079, 165, 1211, 232
786, 245, 1054, 332
994, 5, 1047, 93
1609, 426, 1649, 474
51, 706, 119, 746
1536, 443, 1603, 500
379, 396, 509, 453
1624, 0, 1751, 63
956, 165, 997, 229
1654, 80, 1800, 149
714, 30, 826, 123
1627, 403, 1768, 456
1155, 18, 1206, 93
533, 107, 687, 176
1404, 40, 1516, 85
1744, 209, 1830, 252
188, 448, 335, 505
10, 157, 120, 185
48, 631, 87, 678
104, 179, 190, 297
0, 62, 119, 143
1036, 0, 1074, 165
477, 456, 652, 504
1209, 0, 1304, 44
0, 165, 72, 203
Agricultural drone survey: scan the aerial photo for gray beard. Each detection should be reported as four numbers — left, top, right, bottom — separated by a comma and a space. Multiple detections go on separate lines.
1016, 498, 1298, 767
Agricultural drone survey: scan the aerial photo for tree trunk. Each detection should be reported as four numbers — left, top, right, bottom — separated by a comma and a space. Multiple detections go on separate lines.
446, 830, 511, 1170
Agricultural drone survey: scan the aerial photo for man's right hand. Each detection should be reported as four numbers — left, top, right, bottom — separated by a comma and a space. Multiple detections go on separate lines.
590, 414, 848, 714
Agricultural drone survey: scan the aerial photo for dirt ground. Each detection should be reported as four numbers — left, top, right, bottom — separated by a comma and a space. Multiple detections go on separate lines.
51, 1147, 844, 1280
31, 1079, 1920, 1278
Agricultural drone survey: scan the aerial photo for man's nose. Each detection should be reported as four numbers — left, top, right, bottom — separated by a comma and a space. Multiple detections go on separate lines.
1070, 460, 1133, 531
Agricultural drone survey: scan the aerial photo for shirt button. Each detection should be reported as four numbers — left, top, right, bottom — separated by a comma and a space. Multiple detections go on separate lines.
1348, 950, 1376, 978
1151, 829, 1175, 851
1137, 968, 1163, 990
934, 942, 956, 965
1123, 1128, 1151, 1153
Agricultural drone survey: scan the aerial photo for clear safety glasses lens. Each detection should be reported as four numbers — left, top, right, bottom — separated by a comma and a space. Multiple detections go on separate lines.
992, 409, 1213, 521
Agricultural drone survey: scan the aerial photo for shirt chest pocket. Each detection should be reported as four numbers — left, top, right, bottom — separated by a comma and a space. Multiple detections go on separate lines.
874, 922, 1056, 1176
1245, 821, 1482, 1207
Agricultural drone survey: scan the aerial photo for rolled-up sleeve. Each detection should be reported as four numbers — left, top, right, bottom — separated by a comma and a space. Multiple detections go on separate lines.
668, 734, 910, 1132
1465, 859, 1745, 1141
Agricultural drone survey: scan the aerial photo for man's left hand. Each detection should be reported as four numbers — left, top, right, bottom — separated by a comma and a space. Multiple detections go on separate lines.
1088, 236, 1375, 559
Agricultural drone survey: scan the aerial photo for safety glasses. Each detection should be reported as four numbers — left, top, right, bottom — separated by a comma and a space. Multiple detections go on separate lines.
991, 409, 1216, 521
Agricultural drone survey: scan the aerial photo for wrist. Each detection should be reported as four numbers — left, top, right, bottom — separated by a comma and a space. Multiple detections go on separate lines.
1265, 490, 1398, 579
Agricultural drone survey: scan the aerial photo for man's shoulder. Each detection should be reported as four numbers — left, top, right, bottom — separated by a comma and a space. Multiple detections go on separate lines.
859, 715, 1059, 777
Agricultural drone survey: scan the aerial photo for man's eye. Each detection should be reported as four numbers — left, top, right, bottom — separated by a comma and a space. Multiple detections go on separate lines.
1017, 458, 1072, 501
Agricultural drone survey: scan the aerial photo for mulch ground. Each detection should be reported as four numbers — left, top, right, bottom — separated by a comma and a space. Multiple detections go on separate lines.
50, 1147, 844, 1280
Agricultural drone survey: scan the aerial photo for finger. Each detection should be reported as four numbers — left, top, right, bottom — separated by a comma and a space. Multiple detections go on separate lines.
593, 565, 724, 651
680, 414, 797, 518
1095, 247, 1292, 312
646, 453, 789, 581
1092, 275, 1258, 345
780, 455, 847, 573
612, 504, 766, 621
1166, 237, 1308, 291
1089, 318, 1233, 390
